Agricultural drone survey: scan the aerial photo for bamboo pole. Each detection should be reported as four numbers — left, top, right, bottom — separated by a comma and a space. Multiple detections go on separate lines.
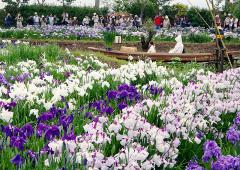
205, 0, 233, 68
186, 0, 211, 28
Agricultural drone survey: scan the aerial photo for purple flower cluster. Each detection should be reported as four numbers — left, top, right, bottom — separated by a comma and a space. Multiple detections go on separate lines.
186, 160, 205, 170
1, 123, 33, 151
188, 140, 240, 170
212, 155, 240, 170
202, 140, 221, 163
11, 73, 31, 82
37, 105, 66, 123
107, 84, 141, 109
0, 74, 8, 85
107, 84, 140, 101
88, 100, 114, 116
226, 112, 240, 144
0, 101, 16, 110
11, 154, 24, 167
84, 84, 141, 120
146, 85, 163, 95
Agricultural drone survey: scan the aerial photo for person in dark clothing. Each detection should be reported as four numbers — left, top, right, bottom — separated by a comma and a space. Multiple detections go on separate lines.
28, 16, 34, 26
5, 13, 13, 28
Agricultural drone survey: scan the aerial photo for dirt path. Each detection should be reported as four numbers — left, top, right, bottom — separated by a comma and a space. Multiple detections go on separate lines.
28, 40, 240, 53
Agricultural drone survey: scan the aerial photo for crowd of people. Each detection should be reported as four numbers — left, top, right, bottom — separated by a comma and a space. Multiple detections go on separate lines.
216, 13, 240, 31
4, 12, 143, 29
154, 14, 191, 29
4, 11, 240, 33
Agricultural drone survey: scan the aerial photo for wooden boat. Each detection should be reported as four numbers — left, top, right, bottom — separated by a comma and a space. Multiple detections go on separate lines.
88, 47, 215, 62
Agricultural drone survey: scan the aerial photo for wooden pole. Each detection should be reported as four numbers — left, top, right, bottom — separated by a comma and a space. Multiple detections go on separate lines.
205, 0, 233, 70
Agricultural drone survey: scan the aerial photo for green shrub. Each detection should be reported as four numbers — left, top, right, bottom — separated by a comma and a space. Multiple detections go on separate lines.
183, 33, 212, 43
187, 7, 212, 27
2, 5, 108, 26
103, 31, 116, 49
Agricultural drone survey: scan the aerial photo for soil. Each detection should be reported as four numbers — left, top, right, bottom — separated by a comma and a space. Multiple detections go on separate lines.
29, 40, 240, 53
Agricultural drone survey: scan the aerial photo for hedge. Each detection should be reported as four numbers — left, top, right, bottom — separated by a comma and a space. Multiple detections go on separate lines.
1, 5, 108, 27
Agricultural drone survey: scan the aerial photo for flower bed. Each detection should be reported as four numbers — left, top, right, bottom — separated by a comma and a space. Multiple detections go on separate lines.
1, 26, 240, 43
0, 47, 240, 169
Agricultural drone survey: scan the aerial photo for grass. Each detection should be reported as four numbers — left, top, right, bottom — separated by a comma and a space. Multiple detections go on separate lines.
0, 44, 62, 65
72, 50, 128, 68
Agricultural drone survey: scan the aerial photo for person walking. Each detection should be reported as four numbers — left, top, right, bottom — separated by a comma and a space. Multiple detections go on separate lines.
163, 15, 171, 29
215, 14, 221, 26
82, 16, 90, 26
33, 12, 40, 26
5, 13, 12, 28
154, 14, 162, 30
16, 13, 23, 28
147, 42, 156, 53
48, 14, 54, 26
234, 17, 239, 29
224, 14, 231, 30
92, 13, 99, 27
40, 15, 47, 28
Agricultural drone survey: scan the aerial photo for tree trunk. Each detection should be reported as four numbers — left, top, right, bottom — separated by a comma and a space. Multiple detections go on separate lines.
141, 31, 155, 51
95, 0, 100, 8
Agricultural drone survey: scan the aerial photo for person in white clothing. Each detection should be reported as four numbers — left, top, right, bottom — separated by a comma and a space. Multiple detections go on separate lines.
82, 16, 90, 26
33, 12, 40, 26
92, 13, 99, 27
233, 17, 238, 30
48, 14, 54, 26
169, 35, 184, 54
16, 13, 23, 28
163, 15, 171, 29
147, 42, 156, 53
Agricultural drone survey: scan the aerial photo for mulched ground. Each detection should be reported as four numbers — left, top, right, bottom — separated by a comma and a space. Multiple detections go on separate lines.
29, 40, 240, 53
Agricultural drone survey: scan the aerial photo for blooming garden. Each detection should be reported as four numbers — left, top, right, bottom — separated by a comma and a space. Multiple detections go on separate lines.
0, 41, 239, 170
1, 25, 240, 43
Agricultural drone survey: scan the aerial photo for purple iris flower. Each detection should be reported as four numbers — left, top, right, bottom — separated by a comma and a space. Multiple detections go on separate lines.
37, 111, 55, 123
0, 74, 8, 85
15, 73, 30, 82
10, 136, 26, 150
118, 84, 129, 91
105, 106, 114, 115
64, 72, 72, 78
84, 112, 93, 120
21, 123, 34, 138
186, 160, 205, 170
3, 101, 17, 110
226, 127, 240, 144
211, 155, 236, 170
40, 144, 54, 155
202, 140, 222, 163
62, 131, 76, 141
59, 114, 74, 133
119, 90, 128, 99
11, 154, 24, 167
107, 90, 118, 100
44, 125, 60, 141
13, 127, 25, 137
118, 102, 127, 110
2, 124, 15, 137
27, 150, 38, 160
234, 112, 240, 125
36, 123, 49, 137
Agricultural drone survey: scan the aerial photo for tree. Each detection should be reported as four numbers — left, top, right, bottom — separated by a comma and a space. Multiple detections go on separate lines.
57, 0, 76, 6
36, 0, 46, 5
2, 0, 29, 7
233, 0, 240, 18
141, 18, 156, 51
95, 0, 100, 8
113, 0, 172, 19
